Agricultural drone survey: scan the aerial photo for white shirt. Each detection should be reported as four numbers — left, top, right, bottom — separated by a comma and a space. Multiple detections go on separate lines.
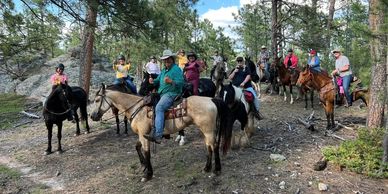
145, 61, 161, 74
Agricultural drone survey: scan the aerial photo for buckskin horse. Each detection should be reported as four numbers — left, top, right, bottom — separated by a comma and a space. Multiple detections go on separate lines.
43, 84, 90, 155
90, 84, 233, 181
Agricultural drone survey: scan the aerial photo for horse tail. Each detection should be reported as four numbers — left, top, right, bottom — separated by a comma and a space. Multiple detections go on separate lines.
211, 98, 233, 155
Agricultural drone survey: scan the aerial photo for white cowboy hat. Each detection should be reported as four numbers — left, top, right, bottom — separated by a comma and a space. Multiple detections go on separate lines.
331, 48, 342, 53
261, 45, 266, 49
160, 49, 176, 60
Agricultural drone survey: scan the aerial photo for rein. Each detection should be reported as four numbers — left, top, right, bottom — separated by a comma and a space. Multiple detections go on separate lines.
44, 89, 72, 116
307, 70, 334, 94
97, 93, 144, 122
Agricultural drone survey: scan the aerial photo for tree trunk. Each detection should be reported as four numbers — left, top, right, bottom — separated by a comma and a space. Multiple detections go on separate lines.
271, 0, 278, 60
367, 0, 387, 128
326, 0, 335, 53
79, 0, 98, 97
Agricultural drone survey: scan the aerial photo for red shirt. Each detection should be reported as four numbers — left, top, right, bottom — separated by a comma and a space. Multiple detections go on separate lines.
283, 54, 298, 69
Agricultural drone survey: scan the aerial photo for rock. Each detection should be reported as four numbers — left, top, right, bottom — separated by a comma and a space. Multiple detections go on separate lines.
279, 181, 286, 189
318, 183, 328, 191
270, 154, 286, 161
294, 162, 301, 167
313, 160, 327, 171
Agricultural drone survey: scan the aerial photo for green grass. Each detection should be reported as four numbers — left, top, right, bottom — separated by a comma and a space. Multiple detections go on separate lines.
322, 128, 388, 178
0, 93, 25, 130
0, 164, 21, 181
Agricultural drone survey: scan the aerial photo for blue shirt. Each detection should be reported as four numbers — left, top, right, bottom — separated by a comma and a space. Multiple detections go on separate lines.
308, 56, 321, 72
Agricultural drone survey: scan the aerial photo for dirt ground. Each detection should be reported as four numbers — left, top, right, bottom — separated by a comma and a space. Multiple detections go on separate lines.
0, 90, 387, 194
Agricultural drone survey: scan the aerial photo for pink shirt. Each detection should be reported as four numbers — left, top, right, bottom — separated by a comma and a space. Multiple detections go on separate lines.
184, 61, 200, 81
50, 73, 68, 85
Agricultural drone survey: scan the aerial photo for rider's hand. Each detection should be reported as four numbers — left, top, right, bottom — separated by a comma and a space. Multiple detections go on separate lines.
331, 70, 337, 76
164, 76, 172, 84
240, 83, 245, 87
233, 68, 239, 74
149, 78, 154, 84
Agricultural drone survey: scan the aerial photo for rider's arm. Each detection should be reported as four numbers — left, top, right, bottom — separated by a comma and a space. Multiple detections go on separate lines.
241, 74, 251, 86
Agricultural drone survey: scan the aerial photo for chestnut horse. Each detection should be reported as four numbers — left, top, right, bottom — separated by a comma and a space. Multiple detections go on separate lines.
90, 84, 233, 181
296, 67, 336, 130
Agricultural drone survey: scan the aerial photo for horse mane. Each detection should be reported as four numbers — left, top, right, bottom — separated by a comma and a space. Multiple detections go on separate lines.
106, 83, 132, 94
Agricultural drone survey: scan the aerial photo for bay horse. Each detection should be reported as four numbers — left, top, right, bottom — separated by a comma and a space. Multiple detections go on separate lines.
90, 84, 233, 181
43, 84, 90, 155
273, 58, 300, 104
296, 67, 335, 130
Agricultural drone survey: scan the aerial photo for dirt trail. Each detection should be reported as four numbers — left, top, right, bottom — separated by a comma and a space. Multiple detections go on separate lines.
0, 93, 387, 193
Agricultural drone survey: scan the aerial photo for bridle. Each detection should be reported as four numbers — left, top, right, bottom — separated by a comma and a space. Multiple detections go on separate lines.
44, 88, 72, 116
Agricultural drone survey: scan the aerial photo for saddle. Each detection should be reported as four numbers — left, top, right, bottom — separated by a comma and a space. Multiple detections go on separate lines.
146, 98, 188, 120
243, 90, 254, 103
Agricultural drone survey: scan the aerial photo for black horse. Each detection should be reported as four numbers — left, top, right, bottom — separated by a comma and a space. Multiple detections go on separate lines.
43, 84, 90, 155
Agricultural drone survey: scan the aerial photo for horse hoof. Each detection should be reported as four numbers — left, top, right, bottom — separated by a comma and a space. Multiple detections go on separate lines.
141, 177, 151, 182
84, 131, 89, 134
74, 133, 80, 137
213, 170, 221, 176
44, 151, 52, 155
203, 167, 212, 173
57, 150, 64, 154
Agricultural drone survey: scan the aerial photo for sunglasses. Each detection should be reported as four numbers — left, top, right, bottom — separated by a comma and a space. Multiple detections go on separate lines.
237, 60, 243, 62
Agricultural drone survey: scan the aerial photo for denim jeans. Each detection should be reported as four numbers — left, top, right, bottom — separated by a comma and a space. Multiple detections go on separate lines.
154, 94, 176, 137
341, 74, 352, 105
113, 77, 137, 94
264, 62, 270, 80
245, 87, 260, 111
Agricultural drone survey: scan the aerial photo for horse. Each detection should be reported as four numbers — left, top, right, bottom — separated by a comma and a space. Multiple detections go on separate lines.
245, 56, 264, 98
90, 84, 233, 181
273, 57, 301, 104
43, 84, 90, 155
219, 82, 257, 147
211, 61, 227, 96
106, 83, 135, 135
140, 71, 217, 145
296, 66, 336, 130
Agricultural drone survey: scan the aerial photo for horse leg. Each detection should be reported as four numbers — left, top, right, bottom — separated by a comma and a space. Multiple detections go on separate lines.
141, 147, 153, 182
214, 144, 221, 175
289, 85, 294, 104
80, 105, 90, 133
135, 141, 146, 167
283, 85, 287, 101
73, 108, 81, 136
310, 90, 314, 109
176, 130, 185, 146
204, 145, 213, 172
124, 116, 128, 134
45, 122, 53, 155
112, 108, 120, 135
57, 122, 63, 153
304, 91, 308, 110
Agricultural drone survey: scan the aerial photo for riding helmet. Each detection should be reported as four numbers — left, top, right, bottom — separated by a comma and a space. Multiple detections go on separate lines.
56, 63, 65, 70
117, 55, 125, 60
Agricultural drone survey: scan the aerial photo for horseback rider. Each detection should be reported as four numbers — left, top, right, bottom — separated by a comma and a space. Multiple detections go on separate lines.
210, 50, 224, 80
143, 49, 185, 144
228, 56, 262, 120
307, 49, 321, 72
283, 48, 299, 75
144, 56, 161, 79
177, 49, 188, 70
259, 45, 270, 80
50, 63, 73, 121
113, 54, 137, 94
331, 48, 353, 107
184, 51, 203, 95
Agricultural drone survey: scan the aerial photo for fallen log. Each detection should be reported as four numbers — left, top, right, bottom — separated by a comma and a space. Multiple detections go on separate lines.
20, 111, 40, 119
297, 117, 315, 131
335, 121, 354, 130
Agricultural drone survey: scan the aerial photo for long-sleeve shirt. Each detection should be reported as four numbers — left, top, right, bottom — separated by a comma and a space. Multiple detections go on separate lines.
184, 61, 201, 81
308, 56, 321, 71
153, 63, 184, 96
283, 54, 298, 69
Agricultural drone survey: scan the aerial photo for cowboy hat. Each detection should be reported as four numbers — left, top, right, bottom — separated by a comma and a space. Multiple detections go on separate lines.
331, 48, 342, 53
261, 45, 266, 49
160, 49, 176, 60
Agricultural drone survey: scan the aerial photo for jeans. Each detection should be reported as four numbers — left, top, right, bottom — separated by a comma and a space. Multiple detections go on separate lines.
341, 74, 353, 105
245, 87, 260, 111
113, 77, 137, 94
154, 94, 176, 137
264, 62, 270, 81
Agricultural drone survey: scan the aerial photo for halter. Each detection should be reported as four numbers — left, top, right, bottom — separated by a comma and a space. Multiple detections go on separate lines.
302, 69, 333, 94
44, 88, 72, 116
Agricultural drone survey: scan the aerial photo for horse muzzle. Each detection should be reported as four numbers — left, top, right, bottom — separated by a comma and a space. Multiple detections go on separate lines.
90, 111, 102, 121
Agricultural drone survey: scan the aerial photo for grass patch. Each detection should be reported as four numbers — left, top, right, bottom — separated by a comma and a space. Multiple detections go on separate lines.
0, 93, 26, 130
0, 164, 21, 181
322, 128, 388, 178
